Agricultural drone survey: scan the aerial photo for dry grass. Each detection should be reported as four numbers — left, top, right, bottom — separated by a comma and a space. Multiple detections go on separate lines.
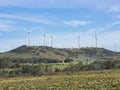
0, 70, 120, 90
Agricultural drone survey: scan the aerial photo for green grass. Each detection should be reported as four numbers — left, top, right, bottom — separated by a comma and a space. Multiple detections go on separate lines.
0, 70, 120, 90
21, 61, 79, 71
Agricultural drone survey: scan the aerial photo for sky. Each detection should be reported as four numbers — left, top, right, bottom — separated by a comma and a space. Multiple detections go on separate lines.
0, 0, 120, 52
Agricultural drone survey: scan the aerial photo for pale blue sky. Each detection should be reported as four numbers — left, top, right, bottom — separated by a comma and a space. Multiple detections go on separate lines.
0, 0, 120, 52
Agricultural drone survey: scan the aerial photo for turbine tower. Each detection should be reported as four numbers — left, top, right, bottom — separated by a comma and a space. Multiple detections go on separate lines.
50, 35, 53, 47
95, 33, 98, 48
95, 33, 98, 59
43, 33, 46, 46
77, 34, 80, 48
114, 42, 116, 58
25, 28, 33, 46
40, 27, 46, 46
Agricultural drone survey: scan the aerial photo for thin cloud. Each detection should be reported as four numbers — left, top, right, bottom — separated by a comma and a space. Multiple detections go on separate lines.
0, 13, 55, 25
89, 21, 120, 34
115, 15, 120, 19
63, 20, 92, 27
0, 24, 14, 32
0, 20, 15, 32
112, 21, 120, 25
107, 5, 120, 12
0, 0, 119, 10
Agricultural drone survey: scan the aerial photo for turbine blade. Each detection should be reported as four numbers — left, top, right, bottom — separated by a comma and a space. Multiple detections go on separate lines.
40, 27, 45, 34
24, 28, 28, 32
29, 29, 33, 32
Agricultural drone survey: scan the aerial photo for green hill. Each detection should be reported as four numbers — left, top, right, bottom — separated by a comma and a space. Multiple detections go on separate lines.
0, 45, 120, 62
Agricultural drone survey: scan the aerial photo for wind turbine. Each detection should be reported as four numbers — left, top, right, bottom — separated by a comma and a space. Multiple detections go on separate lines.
49, 33, 55, 47
77, 34, 80, 48
25, 28, 33, 46
43, 33, 46, 46
95, 33, 98, 59
95, 33, 98, 49
114, 42, 116, 58
40, 27, 46, 46
50, 35, 53, 47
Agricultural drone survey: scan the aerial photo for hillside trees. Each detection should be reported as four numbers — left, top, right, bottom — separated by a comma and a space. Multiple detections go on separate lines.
0, 58, 12, 68
64, 60, 120, 72
21, 64, 54, 76
64, 58, 74, 63
8, 57, 62, 63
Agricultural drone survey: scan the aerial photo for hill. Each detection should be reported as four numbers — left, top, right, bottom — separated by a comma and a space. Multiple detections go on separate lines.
0, 45, 120, 62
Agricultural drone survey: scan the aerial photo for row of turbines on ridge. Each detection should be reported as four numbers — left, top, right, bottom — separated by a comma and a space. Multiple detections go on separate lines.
25, 28, 53, 47
25, 28, 117, 54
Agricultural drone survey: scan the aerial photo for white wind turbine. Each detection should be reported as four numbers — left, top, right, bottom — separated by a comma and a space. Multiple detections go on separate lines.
95, 33, 98, 48
40, 28, 46, 46
77, 33, 80, 48
25, 28, 33, 46
43, 33, 46, 46
49, 33, 55, 47
50, 35, 53, 47
95, 33, 98, 59
114, 42, 117, 57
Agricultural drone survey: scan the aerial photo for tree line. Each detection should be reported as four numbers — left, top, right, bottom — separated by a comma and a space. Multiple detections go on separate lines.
0, 58, 120, 77
64, 60, 120, 72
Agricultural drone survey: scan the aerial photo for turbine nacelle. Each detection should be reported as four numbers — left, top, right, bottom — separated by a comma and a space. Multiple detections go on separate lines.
25, 28, 33, 33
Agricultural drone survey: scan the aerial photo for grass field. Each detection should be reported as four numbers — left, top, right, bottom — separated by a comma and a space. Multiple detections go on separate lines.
21, 61, 79, 71
0, 70, 120, 90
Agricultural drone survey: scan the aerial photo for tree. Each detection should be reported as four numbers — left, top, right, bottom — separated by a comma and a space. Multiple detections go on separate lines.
12, 62, 21, 68
64, 58, 74, 63
45, 65, 54, 73
22, 65, 32, 74
0, 58, 12, 68
31, 65, 46, 76
64, 61, 83, 72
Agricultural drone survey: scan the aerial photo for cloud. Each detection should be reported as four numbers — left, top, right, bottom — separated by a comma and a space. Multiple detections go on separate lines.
0, 0, 76, 8
0, 13, 55, 25
107, 5, 120, 12
0, 13, 56, 32
112, 21, 120, 25
0, 0, 119, 10
115, 15, 120, 19
0, 24, 14, 32
0, 20, 15, 32
88, 21, 120, 34
63, 20, 92, 27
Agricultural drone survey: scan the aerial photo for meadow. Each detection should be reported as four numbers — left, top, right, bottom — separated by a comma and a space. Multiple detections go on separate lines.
0, 70, 120, 90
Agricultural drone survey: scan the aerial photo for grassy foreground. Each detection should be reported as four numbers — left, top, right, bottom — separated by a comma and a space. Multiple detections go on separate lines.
0, 70, 120, 90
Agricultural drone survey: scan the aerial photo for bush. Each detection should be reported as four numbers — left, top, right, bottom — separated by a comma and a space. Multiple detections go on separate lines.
64, 62, 83, 72
31, 65, 46, 76
21, 64, 55, 76
64, 60, 120, 72
12, 62, 21, 68
64, 58, 74, 63
0, 58, 12, 68
22, 65, 32, 74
